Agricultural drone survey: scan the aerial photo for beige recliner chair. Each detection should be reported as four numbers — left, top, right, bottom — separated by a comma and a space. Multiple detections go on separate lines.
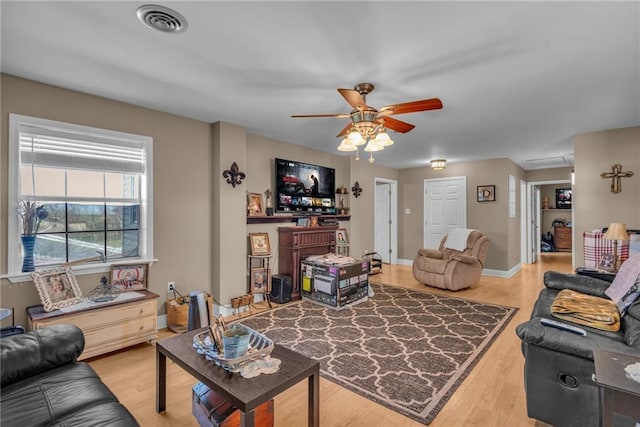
412, 229, 490, 291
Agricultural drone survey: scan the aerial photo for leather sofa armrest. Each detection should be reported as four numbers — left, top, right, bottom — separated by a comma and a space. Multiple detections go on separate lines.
418, 248, 444, 259
1, 324, 85, 387
543, 271, 610, 298
516, 317, 638, 359
450, 254, 478, 265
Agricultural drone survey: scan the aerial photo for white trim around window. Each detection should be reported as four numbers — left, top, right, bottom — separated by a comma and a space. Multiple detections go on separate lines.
6, 114, 154, 280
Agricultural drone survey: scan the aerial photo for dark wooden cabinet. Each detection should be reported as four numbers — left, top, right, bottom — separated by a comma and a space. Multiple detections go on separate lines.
554, 226, 572, 251
278, 226, 338, 300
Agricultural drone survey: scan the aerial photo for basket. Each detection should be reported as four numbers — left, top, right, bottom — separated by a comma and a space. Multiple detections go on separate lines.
192, 324, 274, 372
166, 290, 213, 333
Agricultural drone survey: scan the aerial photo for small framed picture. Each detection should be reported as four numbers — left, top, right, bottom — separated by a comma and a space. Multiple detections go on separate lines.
477, 185, 496, 202
31, 267, 83, 312
598, 254, 616, 271
249, 233, 271, 256
250, 268, 270, 294
336, 228, 349, 245
247, 192, 265, 216
296, 217, 310, 227
110, 263, 148, 291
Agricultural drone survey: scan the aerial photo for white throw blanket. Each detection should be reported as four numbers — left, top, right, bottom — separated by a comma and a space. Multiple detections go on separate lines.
445, 228, 475, 251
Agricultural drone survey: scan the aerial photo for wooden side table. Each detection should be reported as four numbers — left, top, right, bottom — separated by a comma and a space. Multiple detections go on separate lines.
593, 347, 640, 426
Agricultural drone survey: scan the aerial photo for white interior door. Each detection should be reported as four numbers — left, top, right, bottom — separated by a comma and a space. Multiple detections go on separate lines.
375, 183, 391, 263
374, 178, 398, 264
423, 177, 467, 249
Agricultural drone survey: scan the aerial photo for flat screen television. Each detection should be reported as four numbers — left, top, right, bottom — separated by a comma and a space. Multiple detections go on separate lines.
555, 188, 572, 209
275, 158, 336, 214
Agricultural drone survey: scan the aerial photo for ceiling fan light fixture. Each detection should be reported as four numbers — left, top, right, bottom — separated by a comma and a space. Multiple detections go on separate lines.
364, 140, 384, 152
347, 130, 365, 146
431, 159, 447, 170
337, 138, 358, 152
373, 130, 394, 147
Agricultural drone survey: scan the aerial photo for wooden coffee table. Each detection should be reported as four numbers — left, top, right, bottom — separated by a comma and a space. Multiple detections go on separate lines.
156, 328, 320, 427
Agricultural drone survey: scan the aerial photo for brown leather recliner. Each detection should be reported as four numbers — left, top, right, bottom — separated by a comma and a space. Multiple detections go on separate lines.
412, 229, 490, 291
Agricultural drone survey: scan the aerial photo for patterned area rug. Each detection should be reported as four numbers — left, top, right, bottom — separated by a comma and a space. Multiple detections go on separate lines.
238, 282, 518, 425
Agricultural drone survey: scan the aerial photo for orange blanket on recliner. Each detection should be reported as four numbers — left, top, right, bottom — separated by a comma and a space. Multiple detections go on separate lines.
551, 289, 620, 332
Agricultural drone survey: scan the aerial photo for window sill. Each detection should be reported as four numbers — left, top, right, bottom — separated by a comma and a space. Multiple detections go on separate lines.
1, 258, 159, 284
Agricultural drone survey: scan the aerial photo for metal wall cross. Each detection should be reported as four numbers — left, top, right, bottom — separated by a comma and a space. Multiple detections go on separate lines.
600, 163, 634, 194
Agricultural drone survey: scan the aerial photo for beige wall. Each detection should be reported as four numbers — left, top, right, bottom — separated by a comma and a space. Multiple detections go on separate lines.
526, 167, 573, 183
574, 126, 640, 265
1, 74, 213, 326
398, 158, 526, 271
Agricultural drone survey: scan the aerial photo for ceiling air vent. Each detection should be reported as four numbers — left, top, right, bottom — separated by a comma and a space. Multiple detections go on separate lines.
137, 4, 188, 33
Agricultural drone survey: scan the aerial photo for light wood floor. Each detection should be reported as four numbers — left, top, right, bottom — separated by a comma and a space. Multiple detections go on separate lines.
89, 254, 572, 426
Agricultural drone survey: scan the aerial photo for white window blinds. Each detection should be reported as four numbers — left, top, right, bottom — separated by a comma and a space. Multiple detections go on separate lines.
19, 124, 146, 174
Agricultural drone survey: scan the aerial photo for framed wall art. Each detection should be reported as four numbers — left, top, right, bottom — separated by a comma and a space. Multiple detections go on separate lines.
247, 192, 265, 216
477, 185, 496, 202
110, 263, 148, 291
249, 232, 271, 256
556, 188, 572, 209
250, 268, 270, 294
598, 254, 616, 271
32, 267, 83, 312
336, 228, 349, 245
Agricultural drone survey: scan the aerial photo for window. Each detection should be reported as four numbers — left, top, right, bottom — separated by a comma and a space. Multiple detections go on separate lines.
8, 114, 153, 275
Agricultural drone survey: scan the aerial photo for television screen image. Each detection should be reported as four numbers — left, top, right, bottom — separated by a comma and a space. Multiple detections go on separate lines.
275, 158, 336, 214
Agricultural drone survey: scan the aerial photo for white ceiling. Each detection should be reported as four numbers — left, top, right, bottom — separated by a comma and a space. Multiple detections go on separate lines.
2, 1, 638, 170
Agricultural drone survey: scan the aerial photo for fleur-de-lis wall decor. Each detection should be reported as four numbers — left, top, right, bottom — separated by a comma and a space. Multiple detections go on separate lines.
352, 181, 363, 198
222, 162, 246, 188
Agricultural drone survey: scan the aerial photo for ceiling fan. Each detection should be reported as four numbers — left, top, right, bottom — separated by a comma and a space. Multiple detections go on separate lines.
291, 83, 442, 162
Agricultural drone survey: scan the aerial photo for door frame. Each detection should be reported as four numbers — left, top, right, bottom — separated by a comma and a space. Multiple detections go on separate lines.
524, 179, 572, 264
374, 177, 398, 264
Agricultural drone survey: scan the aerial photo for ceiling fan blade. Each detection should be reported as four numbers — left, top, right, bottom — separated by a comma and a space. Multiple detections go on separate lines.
338, 88, 367, 109
378, 116, 415, 133
379, 98, 443, 116
291, 113, 351, 118
336, 123, 354, 138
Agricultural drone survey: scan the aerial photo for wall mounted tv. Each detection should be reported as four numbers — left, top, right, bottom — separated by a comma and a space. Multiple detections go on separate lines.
275, 158, 336, 214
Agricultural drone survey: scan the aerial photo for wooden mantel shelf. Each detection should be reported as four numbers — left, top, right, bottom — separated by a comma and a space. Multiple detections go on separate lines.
247, 215, 350, 224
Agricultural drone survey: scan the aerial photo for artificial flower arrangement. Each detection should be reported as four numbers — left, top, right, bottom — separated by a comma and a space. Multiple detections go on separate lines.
18, 200, 48, 235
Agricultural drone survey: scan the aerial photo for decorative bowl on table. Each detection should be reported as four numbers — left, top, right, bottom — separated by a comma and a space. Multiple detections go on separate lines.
192, 323, 274, 372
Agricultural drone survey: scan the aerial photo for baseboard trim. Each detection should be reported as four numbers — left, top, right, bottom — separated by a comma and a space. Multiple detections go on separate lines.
398, 259, 521, 279
483, 263, 521, 278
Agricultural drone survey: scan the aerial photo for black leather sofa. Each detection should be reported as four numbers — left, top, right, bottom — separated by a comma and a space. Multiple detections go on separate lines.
1, 324, 139, 426
516, 271, 640, 427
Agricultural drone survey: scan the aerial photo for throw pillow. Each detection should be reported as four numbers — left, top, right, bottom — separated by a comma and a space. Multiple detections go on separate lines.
605, 253, 640, 314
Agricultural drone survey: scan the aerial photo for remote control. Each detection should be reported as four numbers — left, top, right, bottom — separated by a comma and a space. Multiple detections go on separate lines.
540, 318, 587, 336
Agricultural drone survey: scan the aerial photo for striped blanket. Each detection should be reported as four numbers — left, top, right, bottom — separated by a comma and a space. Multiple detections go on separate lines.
551, 289, 620, 332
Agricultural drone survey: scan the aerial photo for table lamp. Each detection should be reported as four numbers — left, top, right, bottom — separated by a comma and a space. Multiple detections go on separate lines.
603, 222, 630, 271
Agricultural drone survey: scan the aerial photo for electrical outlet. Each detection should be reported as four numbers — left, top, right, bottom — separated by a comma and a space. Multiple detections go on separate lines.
167, 281, 175, 292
